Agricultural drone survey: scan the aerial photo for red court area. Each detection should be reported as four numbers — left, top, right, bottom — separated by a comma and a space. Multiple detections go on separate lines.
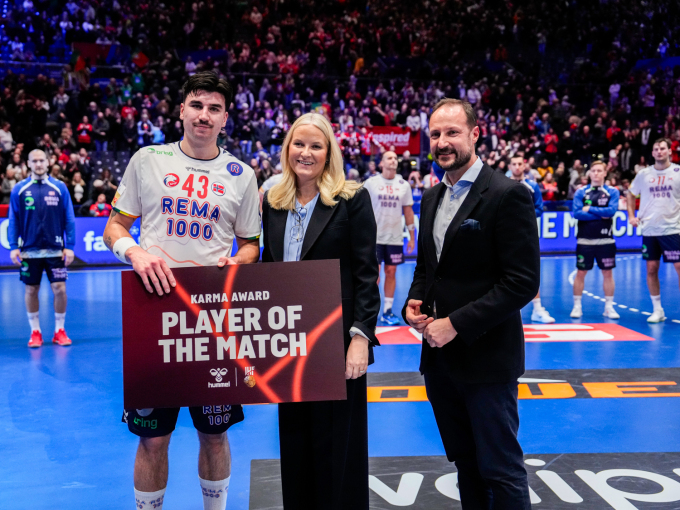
376, 324, 654, 345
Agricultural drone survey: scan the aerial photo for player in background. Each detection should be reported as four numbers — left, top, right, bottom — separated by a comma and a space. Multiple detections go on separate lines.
508, 154, 555, 323
364, 151, 416, 325
627, 137, 680, 322
570, 161, 620, 319
103, 72, 261, 510
8, 149, 75, 347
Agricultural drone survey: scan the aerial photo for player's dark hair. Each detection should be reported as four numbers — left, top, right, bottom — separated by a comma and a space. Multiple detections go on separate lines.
181, 71, 233, 109
431, 98, 477, 129
653, 137, 672, 149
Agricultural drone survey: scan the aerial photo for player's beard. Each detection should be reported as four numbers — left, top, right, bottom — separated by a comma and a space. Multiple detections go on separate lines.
435, 145, 473, 172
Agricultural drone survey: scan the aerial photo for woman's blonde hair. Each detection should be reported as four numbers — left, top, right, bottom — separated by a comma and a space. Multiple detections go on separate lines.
267, 112, 361, 211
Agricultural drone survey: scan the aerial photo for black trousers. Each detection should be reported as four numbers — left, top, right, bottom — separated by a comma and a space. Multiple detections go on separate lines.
424, 371, 531, 510
278, 375, 368, 510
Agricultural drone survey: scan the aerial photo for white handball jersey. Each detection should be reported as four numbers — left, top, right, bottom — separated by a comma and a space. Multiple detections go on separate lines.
364, 174, 414, 246
113, 142, 261, 268
629, 164, 680, 236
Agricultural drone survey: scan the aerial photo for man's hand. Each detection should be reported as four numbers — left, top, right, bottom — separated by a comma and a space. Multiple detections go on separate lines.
405, 299, 434, 333
407, 237, 416, 254
10, 249, 21, 266
629, 216, 641, 227
127, 246, 176, 295
423, 318, 457, 348
62, 248, 75, 267
345, 335, 369, 379
582, 205, 590, 213
218, 256, 239, 267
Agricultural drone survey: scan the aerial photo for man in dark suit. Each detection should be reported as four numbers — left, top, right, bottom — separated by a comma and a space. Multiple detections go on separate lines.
403, 98, 540, 509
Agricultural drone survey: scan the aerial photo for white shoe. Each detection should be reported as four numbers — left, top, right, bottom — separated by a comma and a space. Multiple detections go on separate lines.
570, 305, 583, 318
603, 307, 620, 319
531, 308, 556, 323
647, 308, 666, 323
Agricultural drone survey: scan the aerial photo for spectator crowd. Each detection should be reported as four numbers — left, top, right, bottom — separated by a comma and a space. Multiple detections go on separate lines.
2, 0, 680, 213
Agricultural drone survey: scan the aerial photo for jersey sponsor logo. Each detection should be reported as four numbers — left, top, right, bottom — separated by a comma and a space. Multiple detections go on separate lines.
24, 196, 34, 207
212, 182, 226, 196
164, 173, 180, 187
226, 162, 243, 176
44, 196, 60, 206
148, 147, 173, 156
185, 166, 210, 174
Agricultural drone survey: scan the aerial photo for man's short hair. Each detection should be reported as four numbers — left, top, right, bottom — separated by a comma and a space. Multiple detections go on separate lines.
181, 71, 233, 109
28, 149, 46, 161
431, 98, 477, 130
653, 137, 672, 149
510, 153, 525, 161
589, 160, 607, 170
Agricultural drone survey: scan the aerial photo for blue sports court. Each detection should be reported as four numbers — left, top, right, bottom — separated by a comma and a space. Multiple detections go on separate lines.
1, 255, 679, 509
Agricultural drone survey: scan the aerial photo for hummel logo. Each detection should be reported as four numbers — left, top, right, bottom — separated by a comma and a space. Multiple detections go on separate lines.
210, 368, 228, 382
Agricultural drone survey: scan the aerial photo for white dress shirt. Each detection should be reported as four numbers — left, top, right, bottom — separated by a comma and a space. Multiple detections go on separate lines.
433, 156, 484, 261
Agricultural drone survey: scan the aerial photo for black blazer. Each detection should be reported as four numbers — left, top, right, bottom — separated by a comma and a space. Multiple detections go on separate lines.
403, 163, 540, 383
262, 187, 380, 364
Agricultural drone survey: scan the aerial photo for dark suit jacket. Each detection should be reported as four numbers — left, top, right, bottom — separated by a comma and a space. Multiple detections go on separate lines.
262, 187, 380, 364
403, 163, 540, 383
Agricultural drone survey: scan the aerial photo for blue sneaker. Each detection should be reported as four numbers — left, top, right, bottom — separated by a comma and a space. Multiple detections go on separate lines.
381, 310, 400, 326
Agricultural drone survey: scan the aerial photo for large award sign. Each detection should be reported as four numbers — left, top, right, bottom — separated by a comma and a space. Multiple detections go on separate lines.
121, 260, 347, 408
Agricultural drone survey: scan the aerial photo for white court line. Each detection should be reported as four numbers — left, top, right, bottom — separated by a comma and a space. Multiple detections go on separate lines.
629, 308, 639, 312
642, 311, 652, 316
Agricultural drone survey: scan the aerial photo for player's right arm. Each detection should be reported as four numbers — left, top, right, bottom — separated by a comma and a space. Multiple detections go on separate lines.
104, 150, 175, 296
104, 211, 176, 296
8, 185, 22, 266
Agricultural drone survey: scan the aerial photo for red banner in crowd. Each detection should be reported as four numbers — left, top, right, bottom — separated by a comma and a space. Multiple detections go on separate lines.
121, 261, 347, 409
369, 126, 421, 155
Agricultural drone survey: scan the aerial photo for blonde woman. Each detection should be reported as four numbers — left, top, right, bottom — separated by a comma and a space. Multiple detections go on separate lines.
262, 112, 380, 509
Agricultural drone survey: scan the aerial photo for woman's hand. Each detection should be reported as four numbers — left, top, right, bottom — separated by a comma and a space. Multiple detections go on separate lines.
345, 335, 369, 379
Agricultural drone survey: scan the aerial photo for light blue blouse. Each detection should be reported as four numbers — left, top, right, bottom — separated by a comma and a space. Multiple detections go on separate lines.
283, 193, 320, 262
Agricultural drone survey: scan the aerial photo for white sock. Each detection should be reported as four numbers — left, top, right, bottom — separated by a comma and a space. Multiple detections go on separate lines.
604, 296, 614, 309
27, 311, 40, 332
573, 295, 582, 307
532, 297, 542, 311
199, 476, 230, 510
134, 487, 165, 509
651, 295, 662, 311
55, 312, 66, 332
383, 297, 394, 313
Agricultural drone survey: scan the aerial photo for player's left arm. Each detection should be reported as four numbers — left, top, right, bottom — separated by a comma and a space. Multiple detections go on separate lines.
588, 188, 620, 218
403, 205, 416, 253
220, 173, 261, 266
61, 183, 76, 266
218, 237, 259, 266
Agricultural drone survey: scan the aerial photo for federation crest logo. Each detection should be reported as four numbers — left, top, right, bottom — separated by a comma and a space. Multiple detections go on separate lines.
164, 173, 179, 187
212, 182, 226, 196
24, 197, 34, 207
226, 162, 243, 176
210, 368, 228, 382
244, 366, 256, 387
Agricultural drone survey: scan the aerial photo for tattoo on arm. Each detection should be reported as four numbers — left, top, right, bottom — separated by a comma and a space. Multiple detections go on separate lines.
104, 235, 113, 249
110, 209, 118, 219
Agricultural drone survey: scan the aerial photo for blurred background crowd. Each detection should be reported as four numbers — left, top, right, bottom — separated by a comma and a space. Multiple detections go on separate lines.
1, 0, 680, 214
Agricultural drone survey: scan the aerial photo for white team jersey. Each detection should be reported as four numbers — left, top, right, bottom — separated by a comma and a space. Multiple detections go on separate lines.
364, 174, 414, 246
629, 164, 680, 236
113, 142, 261, 268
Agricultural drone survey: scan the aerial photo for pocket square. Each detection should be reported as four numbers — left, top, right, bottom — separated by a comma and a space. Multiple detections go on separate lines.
460, 219, 481, 231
